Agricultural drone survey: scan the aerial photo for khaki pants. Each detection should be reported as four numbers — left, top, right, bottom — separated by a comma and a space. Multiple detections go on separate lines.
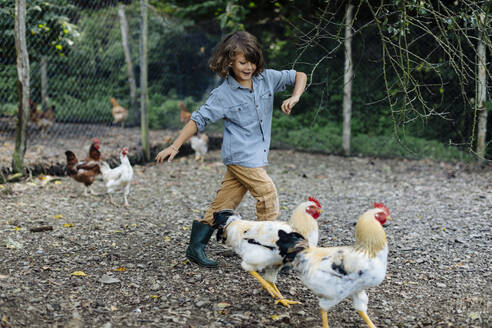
201, 164, 280, 225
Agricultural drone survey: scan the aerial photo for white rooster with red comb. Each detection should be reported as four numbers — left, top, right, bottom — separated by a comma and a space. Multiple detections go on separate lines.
212, 197, 323, 308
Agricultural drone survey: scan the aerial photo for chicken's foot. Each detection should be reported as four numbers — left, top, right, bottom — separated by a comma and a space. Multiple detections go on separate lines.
248, 271, 279, 299
357, 310, 376, 328
270, 282, 301, 307
108, 193, 115, 205
321, 309, 329, 328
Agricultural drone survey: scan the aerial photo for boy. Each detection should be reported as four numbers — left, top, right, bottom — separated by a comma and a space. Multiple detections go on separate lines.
156, 31, 307, 267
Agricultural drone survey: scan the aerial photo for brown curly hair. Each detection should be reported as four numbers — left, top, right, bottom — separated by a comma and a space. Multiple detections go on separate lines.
208, 31, 265, 79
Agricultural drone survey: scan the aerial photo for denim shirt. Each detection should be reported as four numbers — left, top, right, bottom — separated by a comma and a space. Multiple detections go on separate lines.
191, 69, 296, 168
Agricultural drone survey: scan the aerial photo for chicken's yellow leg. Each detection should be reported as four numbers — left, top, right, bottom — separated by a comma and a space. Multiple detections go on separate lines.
270, 282, 301, 308
321, 309, 329, 328
248, 271, 279, 299
357, 310, 376, 328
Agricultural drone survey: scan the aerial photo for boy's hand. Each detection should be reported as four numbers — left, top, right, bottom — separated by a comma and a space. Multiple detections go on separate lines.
155, 146, 179, 163
281, 96, 299, 115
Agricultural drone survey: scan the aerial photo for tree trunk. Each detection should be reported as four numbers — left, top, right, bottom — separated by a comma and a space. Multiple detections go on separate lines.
119, 4, 138, 125
476, 13, 488, 160
139, 0, 150, 161
342, 2, 354, 156
41, 55, 48, 109
13, 0, 30, 174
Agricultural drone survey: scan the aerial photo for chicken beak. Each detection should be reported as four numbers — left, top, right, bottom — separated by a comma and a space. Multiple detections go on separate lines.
318, 209, 323, 213
386, 216, 392, 221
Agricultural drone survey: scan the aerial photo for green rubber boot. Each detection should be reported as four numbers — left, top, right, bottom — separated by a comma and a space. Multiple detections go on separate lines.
185, 220, 218, 268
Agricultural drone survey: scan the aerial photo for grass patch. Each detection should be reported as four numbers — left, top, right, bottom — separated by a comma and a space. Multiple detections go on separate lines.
272, 123, 475, 162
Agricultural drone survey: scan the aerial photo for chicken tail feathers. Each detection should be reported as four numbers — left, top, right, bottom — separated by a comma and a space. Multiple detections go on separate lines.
212, 209, 236, 243
276, 230, 307, 264
65, 150, 78, 176
65, 150, 76, 161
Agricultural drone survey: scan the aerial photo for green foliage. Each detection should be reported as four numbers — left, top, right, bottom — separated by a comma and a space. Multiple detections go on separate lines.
0, 103, 18, 117
148, 92, 184, 129
216, 0, 247, 33
0, 66, 17, 104
271, 108, 475, 162
53, 94, 113, 122
0, 0, 489, 162
0, 0, 79, 62
271, 113, 342, 153
351, 134, 475, 162
147, 91, 223, 132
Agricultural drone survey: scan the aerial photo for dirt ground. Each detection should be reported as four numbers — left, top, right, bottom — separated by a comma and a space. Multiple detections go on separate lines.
0, 127, 491, 328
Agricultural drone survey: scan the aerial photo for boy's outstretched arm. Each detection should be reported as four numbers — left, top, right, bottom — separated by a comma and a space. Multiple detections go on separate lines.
281, 71, 307, 115
155, 120, 198, 163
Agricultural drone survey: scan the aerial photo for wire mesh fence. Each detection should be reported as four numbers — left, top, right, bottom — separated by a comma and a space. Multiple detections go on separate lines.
1, 1, 490, 175
0, 1, 217, 174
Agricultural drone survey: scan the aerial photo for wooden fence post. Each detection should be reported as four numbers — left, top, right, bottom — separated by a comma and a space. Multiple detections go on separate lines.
140, 0, 150, 161
476, 12, 488, 160
119, 4, 138, 125
342, 2, 354, 156
12, 0, 30, 174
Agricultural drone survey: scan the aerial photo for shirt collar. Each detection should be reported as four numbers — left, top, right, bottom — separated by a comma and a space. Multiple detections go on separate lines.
226, 75, 244, 89
226, 72, 265, 90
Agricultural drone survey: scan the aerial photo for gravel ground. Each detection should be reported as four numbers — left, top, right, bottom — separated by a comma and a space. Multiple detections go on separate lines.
0, 129, 491, 328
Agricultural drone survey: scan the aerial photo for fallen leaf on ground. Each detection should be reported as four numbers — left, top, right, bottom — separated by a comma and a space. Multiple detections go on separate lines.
112, 267, 126, 272
71, 271, 87, 277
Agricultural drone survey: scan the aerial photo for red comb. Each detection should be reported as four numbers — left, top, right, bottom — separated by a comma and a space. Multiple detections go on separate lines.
374, 202, 390, 215
308, 197, 321, 208
93, 138, 100, 144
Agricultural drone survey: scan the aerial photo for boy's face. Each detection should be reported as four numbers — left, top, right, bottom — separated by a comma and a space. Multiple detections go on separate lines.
230, 53, 256, 87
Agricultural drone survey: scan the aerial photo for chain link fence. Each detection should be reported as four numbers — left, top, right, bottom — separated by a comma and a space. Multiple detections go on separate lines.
0, 1, 217, 174
1, 1, 490, 175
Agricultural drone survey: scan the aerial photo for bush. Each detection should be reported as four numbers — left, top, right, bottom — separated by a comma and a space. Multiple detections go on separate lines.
271, 113, 474, 162
0, 103, 18, 117
148, 92, 224, 133
351, 134, 474, 162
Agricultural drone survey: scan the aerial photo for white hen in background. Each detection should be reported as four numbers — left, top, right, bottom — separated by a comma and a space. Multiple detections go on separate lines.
100, 147, 133, 206
190, 133, 208, 162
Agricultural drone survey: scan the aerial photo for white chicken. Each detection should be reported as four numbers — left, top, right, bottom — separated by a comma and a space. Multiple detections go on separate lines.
212, 197, 323, 308
189, 133, 208, 162
100, 147, 133, 206
276, 203, 391, 328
